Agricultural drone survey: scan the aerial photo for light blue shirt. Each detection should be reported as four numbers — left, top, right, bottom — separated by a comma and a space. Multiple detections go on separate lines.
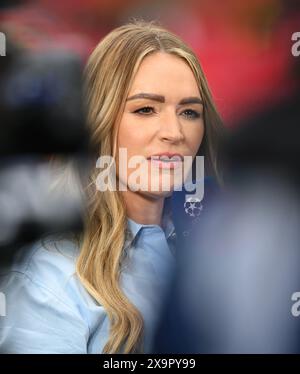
0, 216, 176, 353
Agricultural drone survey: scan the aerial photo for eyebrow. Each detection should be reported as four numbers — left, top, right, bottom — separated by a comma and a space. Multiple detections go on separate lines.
126, 93, 203, 105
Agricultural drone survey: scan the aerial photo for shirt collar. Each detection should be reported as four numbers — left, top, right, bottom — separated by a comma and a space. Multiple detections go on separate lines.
126, 199, 176, 242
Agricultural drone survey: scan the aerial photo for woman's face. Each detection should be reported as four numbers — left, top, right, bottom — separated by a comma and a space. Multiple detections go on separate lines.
117, 52, 205, 198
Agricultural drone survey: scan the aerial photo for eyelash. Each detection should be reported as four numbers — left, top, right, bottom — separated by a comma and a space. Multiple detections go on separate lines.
133, 106, 202, 119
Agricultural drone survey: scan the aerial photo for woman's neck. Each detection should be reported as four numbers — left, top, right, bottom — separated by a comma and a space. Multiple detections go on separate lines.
121, 190, 165, 226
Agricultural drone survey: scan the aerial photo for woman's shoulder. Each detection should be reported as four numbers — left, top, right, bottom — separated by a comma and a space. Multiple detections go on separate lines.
0, 234, 99, 353
1, 233, 81, 297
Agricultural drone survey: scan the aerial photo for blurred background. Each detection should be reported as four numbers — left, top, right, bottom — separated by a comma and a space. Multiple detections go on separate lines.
1, 0, 299, 125
1, 0, 300, 353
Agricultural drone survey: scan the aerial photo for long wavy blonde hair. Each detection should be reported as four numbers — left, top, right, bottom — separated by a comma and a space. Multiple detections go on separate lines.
76, 20, 223, 354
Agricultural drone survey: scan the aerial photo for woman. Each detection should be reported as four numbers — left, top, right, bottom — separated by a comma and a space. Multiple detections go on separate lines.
0, 21, 222, 353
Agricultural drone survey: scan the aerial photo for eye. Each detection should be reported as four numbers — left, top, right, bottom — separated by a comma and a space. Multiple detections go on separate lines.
133, 106, 155, 115
181, 109, 201, 119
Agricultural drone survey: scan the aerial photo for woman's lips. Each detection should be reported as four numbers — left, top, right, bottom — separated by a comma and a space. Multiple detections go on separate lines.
148, 153, 184, 161
147, 157, 183, 169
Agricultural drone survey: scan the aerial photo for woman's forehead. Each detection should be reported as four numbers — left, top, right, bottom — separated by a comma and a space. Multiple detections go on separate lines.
128, 52, 201, 101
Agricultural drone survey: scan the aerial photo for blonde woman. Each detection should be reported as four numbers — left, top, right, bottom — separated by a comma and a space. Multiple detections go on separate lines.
0, 21, 222, 354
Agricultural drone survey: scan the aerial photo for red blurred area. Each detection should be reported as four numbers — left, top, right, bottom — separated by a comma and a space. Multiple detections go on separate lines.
0, 0, 143, 61
166, 0, 300, 126
1, 0, 299, 126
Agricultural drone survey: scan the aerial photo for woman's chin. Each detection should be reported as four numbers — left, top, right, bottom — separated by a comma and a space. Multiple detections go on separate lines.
140, 188, 174, 199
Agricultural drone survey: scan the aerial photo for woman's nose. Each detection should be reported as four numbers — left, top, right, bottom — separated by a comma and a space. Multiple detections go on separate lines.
158, 110, 184, 144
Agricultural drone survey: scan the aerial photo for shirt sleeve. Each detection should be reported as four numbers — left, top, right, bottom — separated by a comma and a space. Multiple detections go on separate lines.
0, 271, 89, 354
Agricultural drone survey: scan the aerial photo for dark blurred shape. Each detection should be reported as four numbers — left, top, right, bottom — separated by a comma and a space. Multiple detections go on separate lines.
0, 38, 89, 156
0, 34, 92, 256
223, 89, 300, 186
161, 182, 300, 353
0, 0, 27, 9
